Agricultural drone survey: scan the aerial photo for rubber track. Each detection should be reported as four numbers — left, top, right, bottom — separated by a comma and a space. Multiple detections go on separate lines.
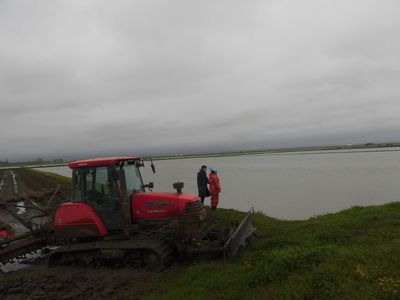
48, 238, 173, 270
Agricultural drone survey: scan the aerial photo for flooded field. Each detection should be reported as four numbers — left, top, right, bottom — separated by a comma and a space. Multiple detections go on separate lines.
39, 148, 400, 220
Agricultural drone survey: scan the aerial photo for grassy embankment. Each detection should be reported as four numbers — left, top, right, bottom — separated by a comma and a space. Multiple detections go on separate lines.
146, 203, 400, 300
31, 169, 72, 185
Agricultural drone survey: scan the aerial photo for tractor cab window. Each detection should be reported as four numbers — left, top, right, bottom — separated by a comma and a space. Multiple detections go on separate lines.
124, 164, 144, 194
83, 167, 116, 208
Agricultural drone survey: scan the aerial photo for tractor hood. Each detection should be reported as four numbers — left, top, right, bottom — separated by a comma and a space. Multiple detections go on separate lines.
132, 192, 200, 220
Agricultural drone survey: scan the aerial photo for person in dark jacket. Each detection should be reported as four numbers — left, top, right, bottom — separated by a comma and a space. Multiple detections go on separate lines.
197, 165, 210, 205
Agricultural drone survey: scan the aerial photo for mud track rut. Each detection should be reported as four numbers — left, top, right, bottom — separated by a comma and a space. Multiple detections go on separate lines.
0, 170, 24, 198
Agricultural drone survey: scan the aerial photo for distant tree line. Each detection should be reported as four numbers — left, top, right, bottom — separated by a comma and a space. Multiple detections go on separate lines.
0, 158, 64, 166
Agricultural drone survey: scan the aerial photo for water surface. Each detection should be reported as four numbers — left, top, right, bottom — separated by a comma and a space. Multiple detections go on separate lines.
39, 148, 400, 220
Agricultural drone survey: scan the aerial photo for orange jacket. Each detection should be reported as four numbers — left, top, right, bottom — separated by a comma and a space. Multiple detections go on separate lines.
209, 173, 221, 194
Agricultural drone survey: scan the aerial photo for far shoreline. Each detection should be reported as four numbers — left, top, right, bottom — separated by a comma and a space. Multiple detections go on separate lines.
1, 142, 400, 169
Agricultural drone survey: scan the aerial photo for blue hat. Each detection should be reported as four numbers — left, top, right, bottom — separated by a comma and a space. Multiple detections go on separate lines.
209, 167, 218, 173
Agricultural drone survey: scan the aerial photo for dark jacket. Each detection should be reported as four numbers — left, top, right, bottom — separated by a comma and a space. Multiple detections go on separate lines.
197, 170, 210, 198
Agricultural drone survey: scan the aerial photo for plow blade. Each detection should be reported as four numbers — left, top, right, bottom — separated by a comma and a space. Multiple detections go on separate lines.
223, 209, 256, 259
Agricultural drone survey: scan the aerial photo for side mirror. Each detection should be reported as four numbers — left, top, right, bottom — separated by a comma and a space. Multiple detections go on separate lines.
143, 182, 154, 190
135, 161, 144, 168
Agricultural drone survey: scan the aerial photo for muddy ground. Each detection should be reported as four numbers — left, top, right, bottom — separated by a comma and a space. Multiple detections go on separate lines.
0, 257, 172, 300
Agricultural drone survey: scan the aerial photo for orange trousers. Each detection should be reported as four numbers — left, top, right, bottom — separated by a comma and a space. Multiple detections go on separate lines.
211, 194, 219, 208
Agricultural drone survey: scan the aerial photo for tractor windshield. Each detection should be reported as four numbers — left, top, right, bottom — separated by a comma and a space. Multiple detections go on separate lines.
124, 164, 144, 194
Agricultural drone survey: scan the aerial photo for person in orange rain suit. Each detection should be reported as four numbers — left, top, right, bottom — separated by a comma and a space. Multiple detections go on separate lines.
208, 167, 221, 210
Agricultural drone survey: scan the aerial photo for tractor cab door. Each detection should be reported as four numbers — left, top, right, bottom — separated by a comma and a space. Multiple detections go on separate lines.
81, 166, 123, 231
123, 163, 145, 197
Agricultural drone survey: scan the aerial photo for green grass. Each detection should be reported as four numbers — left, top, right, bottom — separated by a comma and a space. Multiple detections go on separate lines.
145, 202, 400, 300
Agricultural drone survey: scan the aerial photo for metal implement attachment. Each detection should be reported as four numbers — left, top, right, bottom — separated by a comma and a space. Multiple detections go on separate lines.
0, 201, 51, 231
0, 233, 48, 265
0, 200, 53, 265
223, 208, 256, 259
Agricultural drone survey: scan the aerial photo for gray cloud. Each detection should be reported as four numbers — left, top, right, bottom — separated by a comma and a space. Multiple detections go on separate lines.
1, 0, 400, 161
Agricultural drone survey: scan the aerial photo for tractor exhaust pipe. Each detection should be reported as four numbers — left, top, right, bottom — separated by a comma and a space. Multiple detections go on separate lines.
173, 182, 184, 193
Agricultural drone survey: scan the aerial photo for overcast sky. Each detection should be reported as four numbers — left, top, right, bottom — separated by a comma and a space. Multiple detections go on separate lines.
1, 0, 400, 161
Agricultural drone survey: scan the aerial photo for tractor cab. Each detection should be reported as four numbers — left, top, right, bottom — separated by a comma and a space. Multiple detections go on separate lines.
68, 157, 149, 231
71, 160, 145, 204
54, 157, 206, 238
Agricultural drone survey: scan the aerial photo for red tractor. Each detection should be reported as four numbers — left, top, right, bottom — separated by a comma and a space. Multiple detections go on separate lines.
1, 157, 254, 270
